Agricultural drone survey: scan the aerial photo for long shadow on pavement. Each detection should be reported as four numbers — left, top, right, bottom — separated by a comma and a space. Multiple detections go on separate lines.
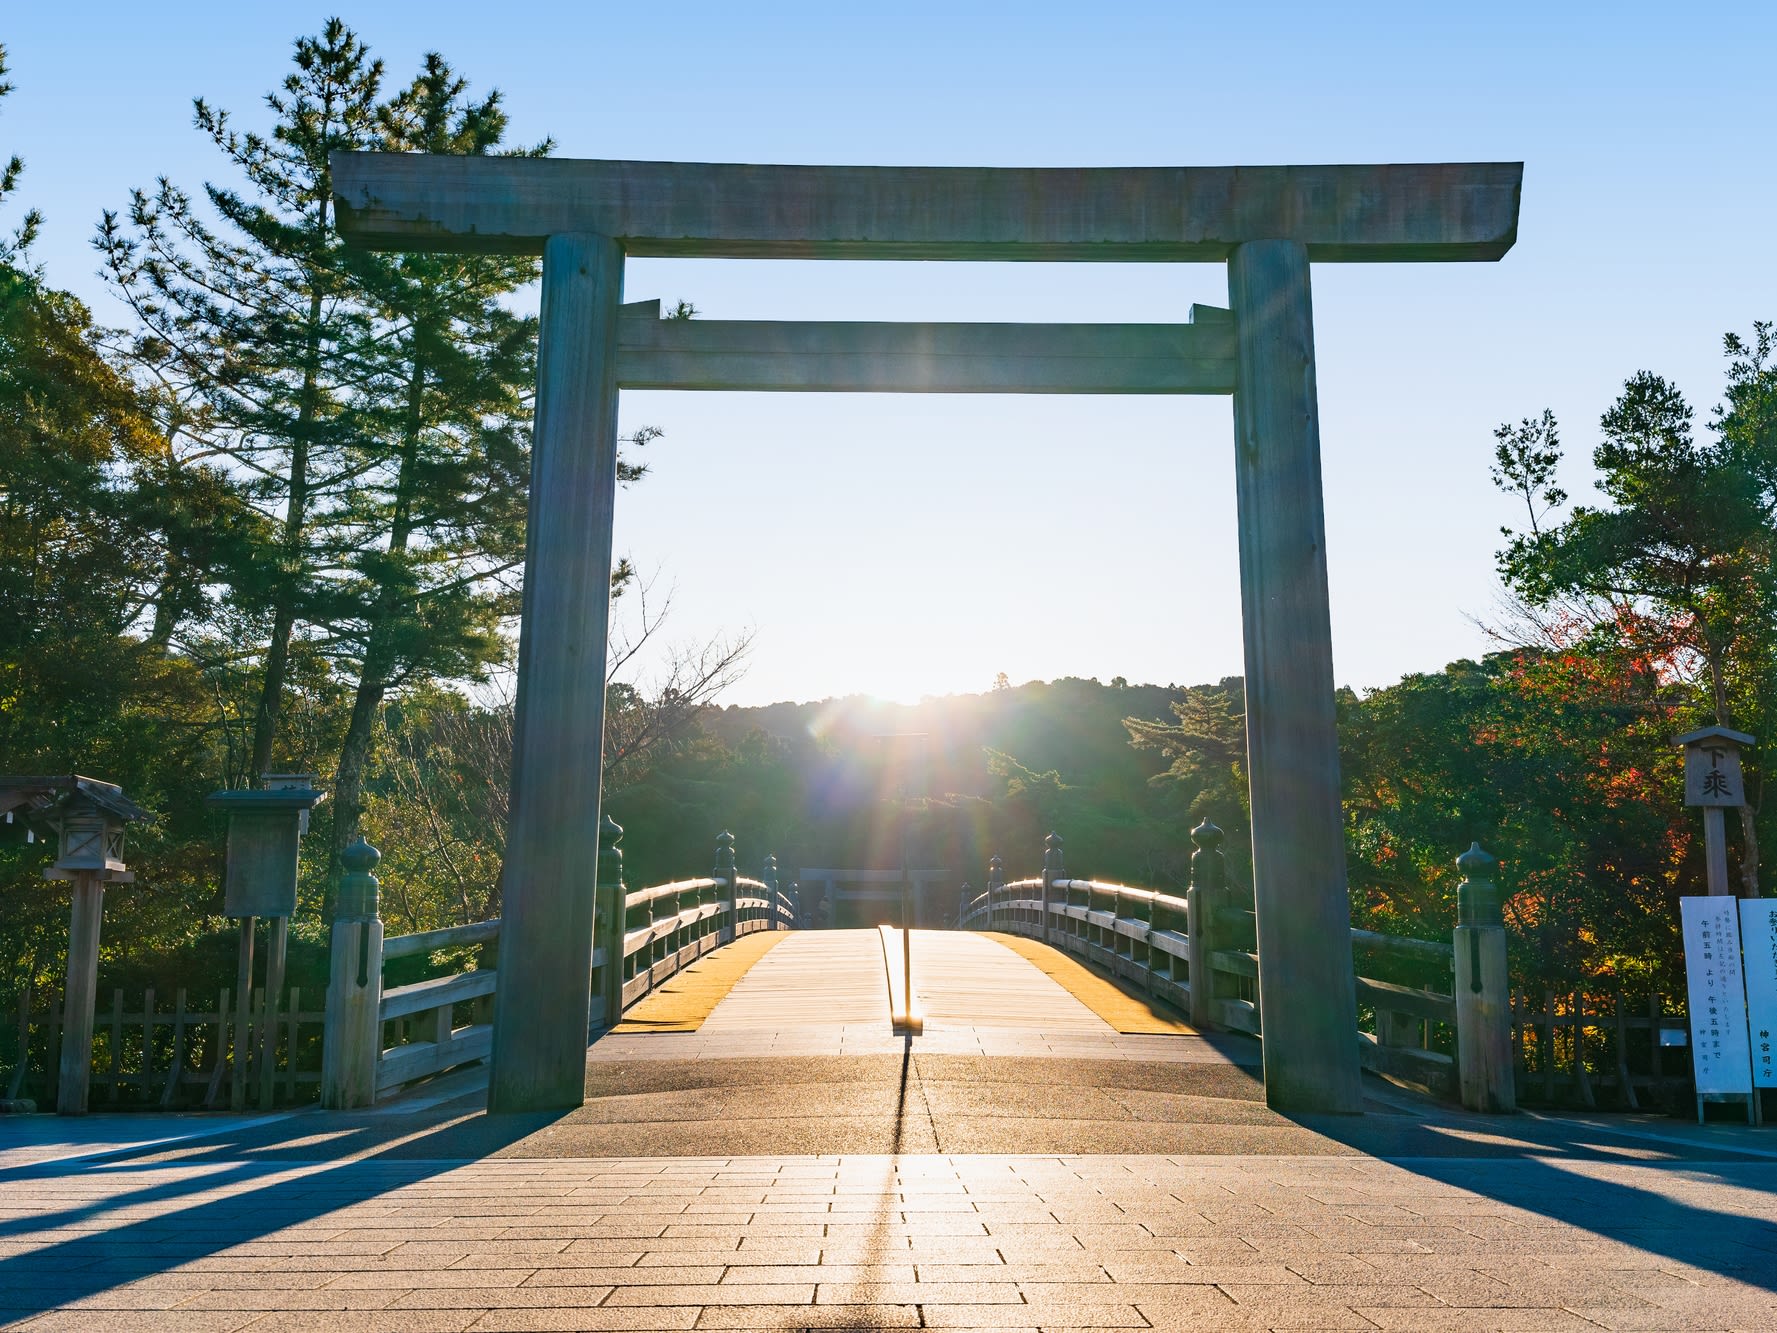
1293, 1104, 1777, 1295
0, 1102, 563, 1323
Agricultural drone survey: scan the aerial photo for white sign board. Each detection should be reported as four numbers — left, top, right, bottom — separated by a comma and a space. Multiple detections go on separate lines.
1739, 899, 1777, 1089
1680, 896, 1752, 1094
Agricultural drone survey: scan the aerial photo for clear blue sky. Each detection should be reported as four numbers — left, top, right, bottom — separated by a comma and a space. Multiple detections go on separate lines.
7, 3, 1774, 705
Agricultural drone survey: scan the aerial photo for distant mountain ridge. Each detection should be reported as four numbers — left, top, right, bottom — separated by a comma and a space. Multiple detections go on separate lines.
704, 676, 1185, 800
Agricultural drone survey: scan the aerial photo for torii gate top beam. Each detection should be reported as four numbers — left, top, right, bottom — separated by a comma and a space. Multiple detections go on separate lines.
332, 154, 1521, 262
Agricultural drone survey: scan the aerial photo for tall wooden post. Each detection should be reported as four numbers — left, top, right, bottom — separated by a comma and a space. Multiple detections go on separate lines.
229, 915, 256, 1112
258, 915, 288, 1109
1453, 843, 1514, 1112
1702, 807, 1731, 895
56, 871, 104, 1115
1228, 239, 1363, 1114
488, 232, 625, 1113
321, 838, 383, 1109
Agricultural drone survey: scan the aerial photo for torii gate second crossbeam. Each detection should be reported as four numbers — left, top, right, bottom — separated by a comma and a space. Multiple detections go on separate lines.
332, 154, 1523, 1117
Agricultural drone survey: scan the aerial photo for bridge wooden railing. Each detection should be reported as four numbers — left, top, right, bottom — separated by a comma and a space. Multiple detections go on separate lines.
959, 827, 1513, 1112
322, 823, 795, 1108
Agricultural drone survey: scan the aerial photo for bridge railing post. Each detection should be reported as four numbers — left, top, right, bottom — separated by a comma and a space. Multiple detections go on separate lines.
594, 816, 625, 1032
1041, 832, 1064, 947
1454, 842, 1514, 1112
988, 855, 1003, 931
321, 838, 383, 1109
714, 830, 737, 941
1186, 820, 1225, 1030
761, 853, 780, 928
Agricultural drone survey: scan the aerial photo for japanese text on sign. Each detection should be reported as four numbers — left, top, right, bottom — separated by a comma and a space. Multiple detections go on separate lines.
1680, 896, 1753, 1095
1739, 899, 1777, 1090
1684, 743, 1746, 807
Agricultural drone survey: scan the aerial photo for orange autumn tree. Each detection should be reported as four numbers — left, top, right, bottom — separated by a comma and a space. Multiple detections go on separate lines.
1340, 327, 1777, 996
1340, 631, 1690, 996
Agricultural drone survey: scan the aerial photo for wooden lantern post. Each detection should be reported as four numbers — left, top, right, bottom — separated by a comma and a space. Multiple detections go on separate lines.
0, 776, 151, 1115
1674, 727, 1754, 897
206, 775, 326, 1109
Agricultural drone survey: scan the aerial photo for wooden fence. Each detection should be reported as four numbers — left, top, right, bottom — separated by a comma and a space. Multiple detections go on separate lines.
1512, 986, 1692, 1111
4, 980, 323, 1110
960, 825, 1513, 1110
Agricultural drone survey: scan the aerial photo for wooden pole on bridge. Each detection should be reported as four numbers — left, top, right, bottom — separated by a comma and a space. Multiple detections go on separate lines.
488, 232, 626, 1113
1228, 239, 1363, 1115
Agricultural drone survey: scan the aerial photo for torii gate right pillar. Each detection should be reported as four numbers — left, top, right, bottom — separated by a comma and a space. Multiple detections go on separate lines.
1229, 239, 1363, 1114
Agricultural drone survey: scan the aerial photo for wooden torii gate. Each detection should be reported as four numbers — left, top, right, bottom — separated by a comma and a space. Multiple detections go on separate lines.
333, 154, 1522, 1116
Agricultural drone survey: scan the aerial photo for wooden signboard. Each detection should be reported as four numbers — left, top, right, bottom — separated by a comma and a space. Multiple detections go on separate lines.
1740, 899, 1777, 1090
1684, 740, 1746, 807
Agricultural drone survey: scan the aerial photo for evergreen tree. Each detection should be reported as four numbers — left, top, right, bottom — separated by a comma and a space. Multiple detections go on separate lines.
321, 55, 548, 911
1493, 345, 1777, 895
96, 19, 386, 781
0, 45, 42, 264
0, 49, 233, 1004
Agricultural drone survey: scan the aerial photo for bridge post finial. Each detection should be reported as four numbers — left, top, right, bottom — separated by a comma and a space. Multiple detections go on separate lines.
1189, 820, 1225, 893
987, 854, 1004, 928
598, 815, 625, 888
337, 838, 382, 920
594, 816, 625, 1034
1453, 842, 1513, 1113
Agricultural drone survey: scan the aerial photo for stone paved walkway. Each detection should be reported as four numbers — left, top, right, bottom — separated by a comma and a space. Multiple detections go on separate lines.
4, 932, 1777, 1329
1, 1148, 1775, 1330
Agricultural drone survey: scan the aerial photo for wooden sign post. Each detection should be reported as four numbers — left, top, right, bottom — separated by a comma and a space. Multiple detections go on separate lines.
207, 775, 326, 1110
1675, 726, 1753, 897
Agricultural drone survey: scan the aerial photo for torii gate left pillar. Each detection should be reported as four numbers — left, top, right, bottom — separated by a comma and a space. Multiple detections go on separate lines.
484, 233, 625, 1110
333, 154, 1521, 1115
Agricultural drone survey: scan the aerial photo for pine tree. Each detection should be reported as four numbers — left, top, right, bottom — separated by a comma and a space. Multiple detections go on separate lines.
320, 55, 548, 913
0, 45, 42, 264
96, 19, 387, 781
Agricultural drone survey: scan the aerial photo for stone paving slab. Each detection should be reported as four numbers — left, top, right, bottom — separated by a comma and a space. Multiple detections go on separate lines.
0, 1152, 1774, 1330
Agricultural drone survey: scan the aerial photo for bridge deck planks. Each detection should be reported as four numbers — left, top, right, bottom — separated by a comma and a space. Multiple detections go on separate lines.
590, 928, 1241, 1063
698, 929, 892, 1031
909, 929, 1114, 1032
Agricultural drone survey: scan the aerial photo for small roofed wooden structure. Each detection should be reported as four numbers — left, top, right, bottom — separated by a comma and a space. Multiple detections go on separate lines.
0, 775, 152, 1113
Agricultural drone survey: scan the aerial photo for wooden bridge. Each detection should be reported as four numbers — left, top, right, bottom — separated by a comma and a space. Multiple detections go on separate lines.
315, 819, 1514, 1130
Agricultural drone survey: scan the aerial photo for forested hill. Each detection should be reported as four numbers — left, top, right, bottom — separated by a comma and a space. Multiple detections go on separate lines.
602, 676, 1244, 911
704, 678, 1184, 802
